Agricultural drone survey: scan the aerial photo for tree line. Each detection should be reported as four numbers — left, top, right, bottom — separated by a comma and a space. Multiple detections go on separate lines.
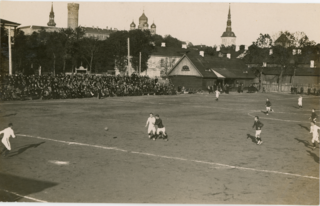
0, 26, 185, 76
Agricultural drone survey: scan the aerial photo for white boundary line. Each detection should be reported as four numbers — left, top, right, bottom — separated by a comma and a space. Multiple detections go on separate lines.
18, 134, 319, 180
247, 111, 318, 124
0, 189, 47, 202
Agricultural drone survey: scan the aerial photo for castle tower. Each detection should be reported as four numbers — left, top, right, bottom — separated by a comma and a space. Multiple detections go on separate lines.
138, 10, 148, 30
150, 21, 156, 35
68, 3, 79, 29
130, 20, 136, 30
47, 2, 56, 27
221, 4, 236, 47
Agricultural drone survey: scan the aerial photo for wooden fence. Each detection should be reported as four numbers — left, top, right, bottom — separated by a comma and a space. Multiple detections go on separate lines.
262, 82, 320, 93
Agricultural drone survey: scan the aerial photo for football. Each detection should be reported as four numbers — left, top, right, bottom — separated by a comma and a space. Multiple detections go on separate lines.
104, 127, 108, 131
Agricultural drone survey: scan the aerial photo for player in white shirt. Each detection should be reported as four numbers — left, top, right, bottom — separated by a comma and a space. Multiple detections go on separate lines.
310, 122, 320, 150
0, 123, 16, 157
298, 96, 303, 109
215, 90, 220, 101
145, 113, 156, 139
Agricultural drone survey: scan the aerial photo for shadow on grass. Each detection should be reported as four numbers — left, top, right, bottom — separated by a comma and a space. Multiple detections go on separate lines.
7, 142, 45, 158
247, 134, 257, 143
2, 113, 17, 117
261, 110, 268, 115
306, 150, 320, 164
298, 124, 310, 132
294, 138, 312, 149
0, 173, 57, 202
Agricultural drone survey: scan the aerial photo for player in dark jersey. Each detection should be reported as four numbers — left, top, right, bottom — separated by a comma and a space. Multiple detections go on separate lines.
252, 116, 264, 145
265, 98, 273, 115
154, 114, 168, 141
309, 109, 318, 123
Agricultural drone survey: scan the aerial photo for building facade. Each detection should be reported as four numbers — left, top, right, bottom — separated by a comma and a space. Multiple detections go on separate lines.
18, 3, 114, 40
130, 11, 156, 35
221, 4, 236, 47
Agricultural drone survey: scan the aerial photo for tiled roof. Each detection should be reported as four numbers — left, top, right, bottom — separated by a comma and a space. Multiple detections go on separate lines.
0, 18, 21, 26
170, 51, 255, 79
151, 46, 188, 57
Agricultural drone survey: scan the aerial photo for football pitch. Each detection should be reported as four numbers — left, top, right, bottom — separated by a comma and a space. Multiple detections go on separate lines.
0, 92, 319, 204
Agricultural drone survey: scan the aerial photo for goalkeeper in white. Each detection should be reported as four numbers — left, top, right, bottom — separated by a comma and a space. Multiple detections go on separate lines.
310, 122, 320, 150
145, 113, 156, 139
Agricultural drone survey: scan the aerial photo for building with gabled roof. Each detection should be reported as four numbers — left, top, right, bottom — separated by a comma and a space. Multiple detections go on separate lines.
274, 34, 291, 48
167, 50, 255, 90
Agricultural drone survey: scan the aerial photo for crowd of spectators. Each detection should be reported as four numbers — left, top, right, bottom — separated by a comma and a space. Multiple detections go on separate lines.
0, 73, 177, 101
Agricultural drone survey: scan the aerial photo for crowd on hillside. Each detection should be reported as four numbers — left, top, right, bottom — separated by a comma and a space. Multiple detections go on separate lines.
0, 73, 177, 101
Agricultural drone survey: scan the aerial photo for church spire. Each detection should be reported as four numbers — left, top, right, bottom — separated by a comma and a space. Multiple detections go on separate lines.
47, 2, 56, 27
226, 3, 232, 32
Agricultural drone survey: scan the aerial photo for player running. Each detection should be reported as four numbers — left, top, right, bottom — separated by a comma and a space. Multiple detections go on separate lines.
298, 96, 303, 109
309, 109, 318, 123
265, 98, 273, 115
215, 89, 220, 101
0, 123, 16, 157
252, 116, 264, 145
310, 122, 320, 150
154, 114, 168, 141
145, 113, 156, 139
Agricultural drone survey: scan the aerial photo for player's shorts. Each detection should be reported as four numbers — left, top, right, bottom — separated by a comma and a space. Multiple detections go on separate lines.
1, 137, 11, 150
266, 107, 271, 111
157, 127, 166, 135
312, 134, 319, 143
148, 126, 156, 134
255, 130, 261, 137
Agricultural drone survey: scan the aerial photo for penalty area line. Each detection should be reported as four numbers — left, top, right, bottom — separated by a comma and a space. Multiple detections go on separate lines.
247, 111, 313, 123
0, 189, 48, 203
18, 134, 319, 180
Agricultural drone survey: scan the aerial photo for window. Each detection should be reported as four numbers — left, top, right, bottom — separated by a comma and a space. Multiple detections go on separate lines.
182, 65, 190, 71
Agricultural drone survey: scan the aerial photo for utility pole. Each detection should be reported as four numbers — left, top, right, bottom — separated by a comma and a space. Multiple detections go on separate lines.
8, 26, 12, 75
127, 38, 131, 76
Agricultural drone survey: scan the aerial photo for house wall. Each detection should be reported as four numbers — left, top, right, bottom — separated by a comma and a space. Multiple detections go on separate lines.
147, 55, 181, 77
169, 57, 202, 76
169, 76, 203, 90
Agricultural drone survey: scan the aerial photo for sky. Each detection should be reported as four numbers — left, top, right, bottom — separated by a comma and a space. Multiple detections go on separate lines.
0, 1, 320, 46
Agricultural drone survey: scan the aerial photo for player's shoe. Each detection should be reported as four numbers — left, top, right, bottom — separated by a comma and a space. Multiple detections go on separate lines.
153, 138, 156, 141
259, 141, 263, 145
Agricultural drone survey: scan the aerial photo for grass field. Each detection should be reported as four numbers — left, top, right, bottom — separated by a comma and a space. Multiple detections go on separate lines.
0, 92, 319, 204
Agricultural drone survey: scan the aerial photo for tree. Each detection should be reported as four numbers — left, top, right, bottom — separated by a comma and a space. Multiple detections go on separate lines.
272, 45, 291, 92
255, 33, 273, 48
12, 31, 27, 73
272, 31, 316, 47
79, 37, 100, 72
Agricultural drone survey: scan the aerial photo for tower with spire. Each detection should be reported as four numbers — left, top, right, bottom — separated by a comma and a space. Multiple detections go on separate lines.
47, 2, 56, 27
221, 4, 236, 47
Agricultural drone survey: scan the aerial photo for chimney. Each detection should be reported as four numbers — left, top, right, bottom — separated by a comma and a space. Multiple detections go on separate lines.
269, 49, 273, 55
310, 60, 314, 68
245, 45, 248, 50
263, 62, 267, 67
236, 45, 240, 51
293, 49, 296, 55
216, 46, 220, 51
227, 53, 231, 59
199, 51, 204, 57
182, 43, 187, 49
161, 42, 166, 47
